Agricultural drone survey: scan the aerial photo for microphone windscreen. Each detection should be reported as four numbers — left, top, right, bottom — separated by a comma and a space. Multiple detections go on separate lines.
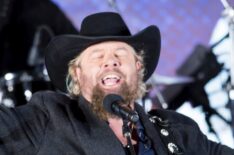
103, 94, 123, 113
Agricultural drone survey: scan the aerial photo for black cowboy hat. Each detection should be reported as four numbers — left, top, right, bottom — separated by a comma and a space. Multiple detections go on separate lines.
45, 12, 161, 92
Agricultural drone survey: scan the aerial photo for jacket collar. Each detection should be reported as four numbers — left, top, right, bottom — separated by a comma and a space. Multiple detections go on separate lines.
135, 104, 169, 155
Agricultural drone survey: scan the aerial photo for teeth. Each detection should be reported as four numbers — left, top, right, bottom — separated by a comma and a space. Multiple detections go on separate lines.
103, 75, 120, 81
102, 74, 120, 86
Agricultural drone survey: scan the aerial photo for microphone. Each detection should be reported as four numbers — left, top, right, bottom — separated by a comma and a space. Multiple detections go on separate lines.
103, 94, 139, 123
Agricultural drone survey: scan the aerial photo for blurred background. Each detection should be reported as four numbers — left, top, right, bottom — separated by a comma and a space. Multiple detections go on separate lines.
1, 0, 234, 149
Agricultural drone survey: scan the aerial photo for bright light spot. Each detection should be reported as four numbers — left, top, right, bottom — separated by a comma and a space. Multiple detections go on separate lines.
2, 99, 15, 107
4, 73, 15, 81
229, 89, 234, 100
24, 90, 32, 101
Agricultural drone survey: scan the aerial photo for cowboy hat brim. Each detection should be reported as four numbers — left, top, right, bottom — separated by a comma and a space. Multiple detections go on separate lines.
45, 25, 161, 92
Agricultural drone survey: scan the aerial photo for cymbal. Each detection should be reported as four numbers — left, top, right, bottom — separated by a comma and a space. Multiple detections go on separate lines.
146, 74, 194, 85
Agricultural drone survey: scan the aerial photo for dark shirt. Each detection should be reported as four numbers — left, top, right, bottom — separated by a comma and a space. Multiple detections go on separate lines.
136, 120, 155, 155
124, 120, 155, 155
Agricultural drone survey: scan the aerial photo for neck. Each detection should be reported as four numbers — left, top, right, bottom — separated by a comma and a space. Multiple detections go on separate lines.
81, 93, 92, 103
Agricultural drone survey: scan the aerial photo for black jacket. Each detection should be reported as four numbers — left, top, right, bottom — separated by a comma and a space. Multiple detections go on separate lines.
0, 91, 233, 155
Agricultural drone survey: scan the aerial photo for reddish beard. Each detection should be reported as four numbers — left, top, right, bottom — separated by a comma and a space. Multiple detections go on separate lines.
90, 81, 138, 121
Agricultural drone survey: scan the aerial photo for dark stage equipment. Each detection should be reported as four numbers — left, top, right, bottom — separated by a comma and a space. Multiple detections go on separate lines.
152, 44, 230, 140
0, 0, 79, 106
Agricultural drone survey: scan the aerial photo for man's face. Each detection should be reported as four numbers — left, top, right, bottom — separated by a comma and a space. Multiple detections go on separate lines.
75, 41, 142, 102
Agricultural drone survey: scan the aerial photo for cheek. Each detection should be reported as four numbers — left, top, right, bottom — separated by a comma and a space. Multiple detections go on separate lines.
80, 66, 100, 85
124, 65, 139, 82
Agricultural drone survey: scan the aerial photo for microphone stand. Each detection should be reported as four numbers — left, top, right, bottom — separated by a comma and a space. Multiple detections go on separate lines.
122, 119, 136, 155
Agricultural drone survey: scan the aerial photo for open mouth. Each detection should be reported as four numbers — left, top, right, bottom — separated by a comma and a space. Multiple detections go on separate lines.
101, 74, 121, 86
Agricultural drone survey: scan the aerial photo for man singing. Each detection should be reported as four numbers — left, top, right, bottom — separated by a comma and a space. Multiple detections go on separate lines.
0, 12, 233, 155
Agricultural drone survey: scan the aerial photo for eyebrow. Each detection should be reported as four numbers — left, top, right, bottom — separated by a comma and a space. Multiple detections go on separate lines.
115, 46, 128, 50
89, 45, 130, 54
90, 49, 103, 53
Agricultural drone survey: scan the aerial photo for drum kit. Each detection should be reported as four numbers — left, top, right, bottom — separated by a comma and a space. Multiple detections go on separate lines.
0, 65, 54, 107
0, 22, 57, 107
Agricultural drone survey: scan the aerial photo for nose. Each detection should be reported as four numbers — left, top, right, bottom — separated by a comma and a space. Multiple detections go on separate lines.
103, 54, 120, 68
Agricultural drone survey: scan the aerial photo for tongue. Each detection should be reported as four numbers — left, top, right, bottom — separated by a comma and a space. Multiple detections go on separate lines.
103, 78, 118, 86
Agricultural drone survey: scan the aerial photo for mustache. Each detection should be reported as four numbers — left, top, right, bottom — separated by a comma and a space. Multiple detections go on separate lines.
98, 68, 126, 80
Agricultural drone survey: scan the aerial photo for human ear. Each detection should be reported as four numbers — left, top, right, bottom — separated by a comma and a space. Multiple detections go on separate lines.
136, 61, 142, 71
75, 67, 81, 83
